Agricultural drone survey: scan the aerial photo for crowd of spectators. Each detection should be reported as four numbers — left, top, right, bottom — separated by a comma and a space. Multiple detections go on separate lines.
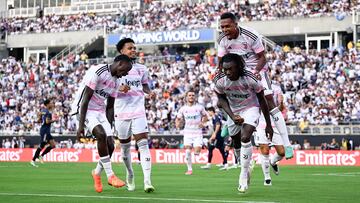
0, 45, 359, 134
1, 0, 358, 35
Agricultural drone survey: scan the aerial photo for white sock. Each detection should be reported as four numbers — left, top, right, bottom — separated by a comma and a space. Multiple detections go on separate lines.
270, 108, 291, 146
261, 154, 271, 180
94, 161, 103, 175
271, 152, 284, 165
137, 139, 152, 184
239, 142, 252, 187
100, 155, 114, 178
185, 148, 192, 171
234, 148, 241, 166
121, 142, 134, 179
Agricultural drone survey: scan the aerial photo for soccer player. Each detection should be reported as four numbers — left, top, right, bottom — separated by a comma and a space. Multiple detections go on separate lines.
214, 53, 273, 193
217, 12, 293, 159
201, 107, 229, 170
114, 38, 155, 193
254, 81, 285, 186
30, 99, 57, 167
175, 90, 208, 175
71, 54, 132, 193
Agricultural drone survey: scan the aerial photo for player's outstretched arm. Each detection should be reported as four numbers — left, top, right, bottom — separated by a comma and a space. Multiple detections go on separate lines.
256, 90, 273, 140
78, 86, 94, 140
106, 96, 115, 127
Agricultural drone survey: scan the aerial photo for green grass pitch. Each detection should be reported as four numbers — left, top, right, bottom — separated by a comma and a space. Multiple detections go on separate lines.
0, 162, 359, 203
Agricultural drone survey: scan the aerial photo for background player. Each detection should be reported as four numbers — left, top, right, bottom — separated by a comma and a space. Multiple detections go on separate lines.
30, 99, 57, 167
176, 90, 208, 175
201, 107, 228, 170
217, 12, 293, 159
215, 53, 273, 193
71, 55, 132, 193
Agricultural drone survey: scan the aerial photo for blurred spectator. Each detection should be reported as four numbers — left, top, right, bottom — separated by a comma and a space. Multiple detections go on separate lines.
168, 138, 179, 149
292, 140, 301, 150
4, 138, 11, 148
18, 136, 25, 148
298, 117, 310, 133
159, 137, 169, 149
328, 138, 340, 150
303, 139, 311, 150
11, 137, 18, 148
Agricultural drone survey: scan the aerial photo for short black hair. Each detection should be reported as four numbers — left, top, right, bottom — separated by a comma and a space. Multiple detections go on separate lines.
220, 12, 237, 22
116, 38, 135, 53
44, 99, 51, 106
220, 53, 246, 76
113, 54, 132, 63
206, 106, 215, 112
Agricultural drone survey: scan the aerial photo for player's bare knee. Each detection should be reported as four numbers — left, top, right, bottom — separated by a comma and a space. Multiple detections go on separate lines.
194, 147, 201, 155
276, 146, 285, 156
260, 145, 270, 155
134, 133, 148, 142
119, 137, 131, 144
265, 95, 276, 109
240, 132, 251, 143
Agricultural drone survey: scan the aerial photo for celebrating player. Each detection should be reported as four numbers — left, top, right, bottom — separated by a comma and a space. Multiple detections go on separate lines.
217, 12, 293, 159
254, 81, 286, 186
70, 55, 132, 193
114, 38, 155, 193
214, 53, 273, 193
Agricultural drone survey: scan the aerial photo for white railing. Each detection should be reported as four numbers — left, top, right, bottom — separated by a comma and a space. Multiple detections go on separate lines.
352, 9, 360, 25
7, 7, 37, 18
44, 1, 140, 16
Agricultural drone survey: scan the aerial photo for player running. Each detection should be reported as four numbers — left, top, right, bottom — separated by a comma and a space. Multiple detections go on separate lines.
30, 99, 57, 167
176, 90, 208, 175
201, 107, 229, 170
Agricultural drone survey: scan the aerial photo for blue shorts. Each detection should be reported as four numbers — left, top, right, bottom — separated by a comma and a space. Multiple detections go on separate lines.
40, 128, 53, 143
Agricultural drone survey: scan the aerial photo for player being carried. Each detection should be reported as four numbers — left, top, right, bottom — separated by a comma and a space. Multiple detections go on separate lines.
175, 90, 208, 175
70, 55, 132, 193
214, 53, 273, 193
217, 12, 293, 159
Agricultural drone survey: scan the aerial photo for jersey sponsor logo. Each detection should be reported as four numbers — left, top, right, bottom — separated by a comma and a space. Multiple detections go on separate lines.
230, 93, 249, 99
95, 89, 110, 98
185, 115, 199, 120
125, 79, 141, 87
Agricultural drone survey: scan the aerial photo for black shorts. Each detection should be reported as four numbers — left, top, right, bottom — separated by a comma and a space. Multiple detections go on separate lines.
209, 139, 225, 149
40, 129, 53, 143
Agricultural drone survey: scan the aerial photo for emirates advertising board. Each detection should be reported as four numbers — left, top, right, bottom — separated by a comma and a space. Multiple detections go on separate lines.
1, 149, 360, 166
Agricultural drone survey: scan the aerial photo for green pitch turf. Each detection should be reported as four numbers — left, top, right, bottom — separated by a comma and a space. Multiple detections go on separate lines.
0, 162, 359, 203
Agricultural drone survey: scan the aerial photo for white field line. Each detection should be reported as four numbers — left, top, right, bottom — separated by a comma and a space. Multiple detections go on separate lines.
0, 192, 278, 203
311, 172, 360, 177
